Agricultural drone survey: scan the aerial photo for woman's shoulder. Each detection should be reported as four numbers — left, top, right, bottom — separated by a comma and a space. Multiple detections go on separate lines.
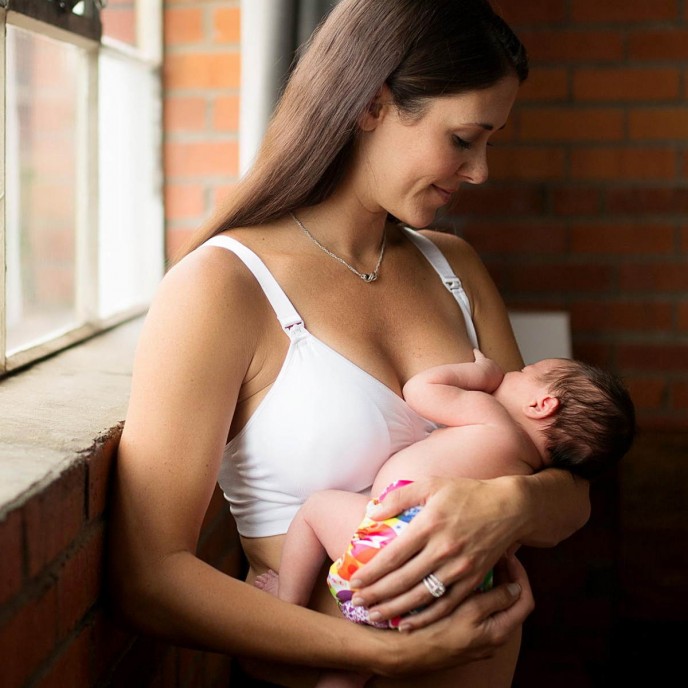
148, 231, 275, 344
412, 227, 485, 275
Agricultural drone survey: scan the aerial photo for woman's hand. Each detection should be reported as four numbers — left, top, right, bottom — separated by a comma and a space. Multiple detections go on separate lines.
385, 552, 533, 676
348, 476, 528, 630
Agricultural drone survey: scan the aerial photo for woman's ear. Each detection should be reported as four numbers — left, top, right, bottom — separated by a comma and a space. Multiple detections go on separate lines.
526, 395, 559, 419
359, 84, 392, 131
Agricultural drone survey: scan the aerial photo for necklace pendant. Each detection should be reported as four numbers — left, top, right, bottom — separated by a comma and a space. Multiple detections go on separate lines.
361, 273, 377, 283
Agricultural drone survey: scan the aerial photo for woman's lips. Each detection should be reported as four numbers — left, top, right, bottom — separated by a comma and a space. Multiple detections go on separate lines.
432, 184, 455, 204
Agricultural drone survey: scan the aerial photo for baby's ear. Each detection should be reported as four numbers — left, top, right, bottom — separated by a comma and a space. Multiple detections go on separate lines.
526, 395, 559, 419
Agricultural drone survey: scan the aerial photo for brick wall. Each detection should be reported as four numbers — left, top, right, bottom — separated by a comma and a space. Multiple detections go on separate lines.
449, 0, 688, 433
0, 428, 243, 688
163, 0, 241, 261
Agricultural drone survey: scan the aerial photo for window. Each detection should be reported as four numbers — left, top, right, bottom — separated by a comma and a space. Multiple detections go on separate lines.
1, 0, 163, 374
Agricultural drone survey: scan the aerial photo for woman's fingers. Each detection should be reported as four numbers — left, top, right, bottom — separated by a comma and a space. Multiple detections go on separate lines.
480, 554, 534, 639
365, 480, 433, 524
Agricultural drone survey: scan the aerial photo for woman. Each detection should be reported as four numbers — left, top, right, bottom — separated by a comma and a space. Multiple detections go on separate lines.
108, 1, 590, 685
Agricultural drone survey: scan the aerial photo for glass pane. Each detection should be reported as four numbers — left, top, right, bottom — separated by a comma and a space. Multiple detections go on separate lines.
101, 0, 138, 47
98, 52, 164, 319
5, 26, 84, 355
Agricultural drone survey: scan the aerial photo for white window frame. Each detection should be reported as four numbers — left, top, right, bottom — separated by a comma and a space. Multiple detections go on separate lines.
0, 0, 162, 375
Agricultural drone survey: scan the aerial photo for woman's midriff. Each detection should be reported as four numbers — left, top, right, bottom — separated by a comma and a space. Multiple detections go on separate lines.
241, 533, 341, 616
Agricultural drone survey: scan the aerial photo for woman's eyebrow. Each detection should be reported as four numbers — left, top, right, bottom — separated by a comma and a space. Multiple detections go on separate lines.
467, 122, 508, 131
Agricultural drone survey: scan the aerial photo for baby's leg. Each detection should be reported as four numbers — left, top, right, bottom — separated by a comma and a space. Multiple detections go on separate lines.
278, 490, 370, 606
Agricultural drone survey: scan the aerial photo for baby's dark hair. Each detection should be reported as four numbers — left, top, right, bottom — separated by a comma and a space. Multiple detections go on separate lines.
541, 361, 636, 480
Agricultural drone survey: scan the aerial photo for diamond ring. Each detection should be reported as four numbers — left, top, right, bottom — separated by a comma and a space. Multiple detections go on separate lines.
422, 573, 447, 598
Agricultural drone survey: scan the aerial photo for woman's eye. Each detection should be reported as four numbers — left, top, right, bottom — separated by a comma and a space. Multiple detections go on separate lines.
452, 135, 472, 150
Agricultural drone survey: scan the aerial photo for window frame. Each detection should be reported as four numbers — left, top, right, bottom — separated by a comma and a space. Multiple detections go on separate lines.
0, 0, 163, 375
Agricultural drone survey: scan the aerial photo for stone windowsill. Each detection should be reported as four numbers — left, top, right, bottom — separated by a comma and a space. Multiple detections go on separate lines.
0, 318, 142, 518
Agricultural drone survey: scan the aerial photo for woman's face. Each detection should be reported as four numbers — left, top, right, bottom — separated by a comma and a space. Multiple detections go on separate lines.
356, 76, 520, 228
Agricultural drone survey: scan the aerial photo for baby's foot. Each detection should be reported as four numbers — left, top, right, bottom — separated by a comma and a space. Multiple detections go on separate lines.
254, 569, 279, 596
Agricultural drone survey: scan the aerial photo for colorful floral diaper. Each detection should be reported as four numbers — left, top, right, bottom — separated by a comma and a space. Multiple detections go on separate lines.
326, 480, 493, 629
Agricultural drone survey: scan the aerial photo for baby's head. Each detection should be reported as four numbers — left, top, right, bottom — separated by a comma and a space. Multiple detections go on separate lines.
539, 359, 636, 479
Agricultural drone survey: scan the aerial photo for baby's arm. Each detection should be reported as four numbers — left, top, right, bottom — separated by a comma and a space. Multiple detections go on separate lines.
403, 349, 506, 427
277, 490, 370, 606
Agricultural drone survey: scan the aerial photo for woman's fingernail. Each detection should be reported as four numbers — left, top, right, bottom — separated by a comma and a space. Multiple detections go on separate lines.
350, 579, 362, 589
398, 624, 411, 633
507, 583, 521, 596
368, 611, 382, 622
352, 596, 365, 607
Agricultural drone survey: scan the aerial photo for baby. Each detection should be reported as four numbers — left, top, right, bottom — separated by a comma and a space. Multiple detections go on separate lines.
257, 351, 635, 687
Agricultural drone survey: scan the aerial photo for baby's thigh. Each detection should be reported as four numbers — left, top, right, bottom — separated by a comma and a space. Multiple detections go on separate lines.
368, 626, 522, 688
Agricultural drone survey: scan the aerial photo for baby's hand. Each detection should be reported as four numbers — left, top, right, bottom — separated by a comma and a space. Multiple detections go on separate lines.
473, 348, 486, 362
473, 349, 504, 391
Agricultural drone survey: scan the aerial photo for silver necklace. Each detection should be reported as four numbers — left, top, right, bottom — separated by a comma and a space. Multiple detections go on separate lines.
290, 212, 386, 283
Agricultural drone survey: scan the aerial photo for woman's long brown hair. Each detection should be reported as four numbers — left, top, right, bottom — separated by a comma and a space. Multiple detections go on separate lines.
180, 0, 528, 258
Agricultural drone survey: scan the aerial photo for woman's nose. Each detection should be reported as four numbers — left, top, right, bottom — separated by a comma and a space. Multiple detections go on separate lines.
459, 148, 489, 185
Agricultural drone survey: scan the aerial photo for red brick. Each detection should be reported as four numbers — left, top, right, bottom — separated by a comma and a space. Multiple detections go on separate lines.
605, 187, 688, 215
489, 146, 566, 180
519, 68, 569, 102
164, 52, 241, 90
570, 342, 614, 368
164, 140, 239, 178
90, 611, 135, 686
508, 262, 614, 293
673, 381, 688, 409
629, 109, 688, 141
460, 221, 567, 254
24, 464, 86, 577
165, 183, 207, 220
56, 526, 104, 639
0, 509, 23, 606
212, 183, 239, 208
213, 95, 240, 131
550, 187, 601, 215
0, 585, 58, 688
570, 222, 674, 254
214, 6, 241, 44
164, 96, 207, 132
165, 228, 197, 264
571, 147, 677, 181
618, 344, 687, 371
449, 186, 546, 216
520, 108, 624, 142
570, 300, 673, 332
679, 303, 688, 331
164, 7, 204, 45
495, 0, 567, 24
618, 263, 688, 291
519, 30, 624, 62
624, 376, 667, 410
571, 0, 678, 22
35, 624, 92, 688
573, 69, 680, 102
88, 428, 120, 521
628, 29, 688, 60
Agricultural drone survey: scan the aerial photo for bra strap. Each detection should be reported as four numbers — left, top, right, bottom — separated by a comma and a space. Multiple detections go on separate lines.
401, 227, 479, 348
203, 235, 304, 334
